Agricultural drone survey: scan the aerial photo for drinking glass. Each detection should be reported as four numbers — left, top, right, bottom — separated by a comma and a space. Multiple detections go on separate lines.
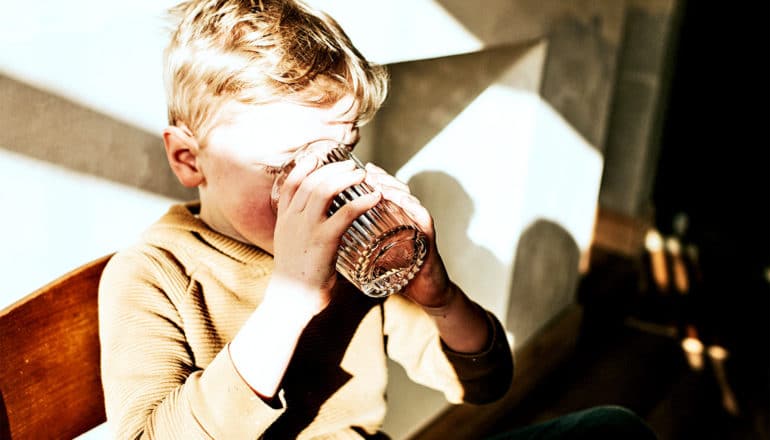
270, 140, 427, 298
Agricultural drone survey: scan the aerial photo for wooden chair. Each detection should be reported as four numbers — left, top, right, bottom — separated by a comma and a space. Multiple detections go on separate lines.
0, 254, 113, 439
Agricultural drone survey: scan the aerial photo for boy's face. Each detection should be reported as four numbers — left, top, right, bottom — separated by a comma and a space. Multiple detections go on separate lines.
195, 96, 360, 253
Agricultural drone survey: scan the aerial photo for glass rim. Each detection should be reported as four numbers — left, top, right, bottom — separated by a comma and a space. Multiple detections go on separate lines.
257, 138, 358, 173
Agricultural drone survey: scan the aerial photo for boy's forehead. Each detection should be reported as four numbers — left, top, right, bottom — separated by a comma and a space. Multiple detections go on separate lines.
225, 96, 359, 126
211, 97, 360, 149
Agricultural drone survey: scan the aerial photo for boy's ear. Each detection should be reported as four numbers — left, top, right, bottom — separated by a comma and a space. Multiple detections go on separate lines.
162, 125, 204, 188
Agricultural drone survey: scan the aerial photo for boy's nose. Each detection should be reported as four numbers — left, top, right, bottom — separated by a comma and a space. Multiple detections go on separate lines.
323, 123, 359, 147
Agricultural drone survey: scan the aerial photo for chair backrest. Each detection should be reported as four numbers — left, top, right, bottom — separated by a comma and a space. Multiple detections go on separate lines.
0, 254, 112, 440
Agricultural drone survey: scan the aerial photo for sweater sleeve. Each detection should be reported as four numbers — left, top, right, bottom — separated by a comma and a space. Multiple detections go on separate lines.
382, 294, 514, 405
98, 249, 285, 439
438, 311, 514, 404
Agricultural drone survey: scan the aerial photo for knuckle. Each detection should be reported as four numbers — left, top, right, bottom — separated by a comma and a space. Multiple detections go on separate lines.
336, 202, 364, 222
315, 180, 339, 198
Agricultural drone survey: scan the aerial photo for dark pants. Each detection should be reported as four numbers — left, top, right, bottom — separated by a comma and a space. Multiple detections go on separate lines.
486, 406, 658, 440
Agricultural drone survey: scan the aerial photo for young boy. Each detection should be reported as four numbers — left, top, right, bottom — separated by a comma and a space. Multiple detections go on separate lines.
98, 0, 513, 438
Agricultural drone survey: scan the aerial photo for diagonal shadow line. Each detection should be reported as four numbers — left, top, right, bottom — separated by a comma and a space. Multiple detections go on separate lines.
436, 0, 622, 151
374, 42, 537, 173
0, 74, 196, 201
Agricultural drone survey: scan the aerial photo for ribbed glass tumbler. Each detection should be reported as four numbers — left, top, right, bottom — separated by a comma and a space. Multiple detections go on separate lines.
270, 141, 427, 298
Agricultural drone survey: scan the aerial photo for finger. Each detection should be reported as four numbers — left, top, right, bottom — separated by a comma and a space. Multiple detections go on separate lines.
364, 162, 388, 175
379, 185, 419, 207
364, 163, 411, 193
292, 161, 363, 215
279, 154, 320, 213
307, 169, 369, 218
324, 191, 383, 238
379, 188, 433, 233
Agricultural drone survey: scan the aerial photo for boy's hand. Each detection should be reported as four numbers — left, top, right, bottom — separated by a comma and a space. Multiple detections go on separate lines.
271, 156, 382, 314
364, 164, 456, 308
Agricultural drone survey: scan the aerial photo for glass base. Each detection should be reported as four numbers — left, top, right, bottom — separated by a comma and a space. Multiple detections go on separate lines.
337, 224, 427, 298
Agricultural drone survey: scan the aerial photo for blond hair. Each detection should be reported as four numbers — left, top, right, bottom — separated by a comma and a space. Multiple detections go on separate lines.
163, 0, 388, 144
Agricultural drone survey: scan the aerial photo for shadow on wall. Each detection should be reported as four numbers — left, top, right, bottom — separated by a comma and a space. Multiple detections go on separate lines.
0, 74, 195, 201
406, 171, 504, 297
506, 219, 580, 343
407, 171, 581, 344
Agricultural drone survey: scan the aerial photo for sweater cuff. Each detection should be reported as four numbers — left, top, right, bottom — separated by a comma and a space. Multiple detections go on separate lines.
186, 345, 286, 438
440, 311, 514, 404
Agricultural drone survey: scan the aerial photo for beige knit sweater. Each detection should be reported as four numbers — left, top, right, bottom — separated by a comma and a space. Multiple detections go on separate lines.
98, 202, 513, 439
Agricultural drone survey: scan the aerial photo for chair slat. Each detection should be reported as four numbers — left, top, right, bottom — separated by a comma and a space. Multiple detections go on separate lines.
0, 254, 112, 440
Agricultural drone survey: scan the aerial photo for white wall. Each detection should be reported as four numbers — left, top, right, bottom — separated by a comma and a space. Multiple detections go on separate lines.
0, 149, 177, 310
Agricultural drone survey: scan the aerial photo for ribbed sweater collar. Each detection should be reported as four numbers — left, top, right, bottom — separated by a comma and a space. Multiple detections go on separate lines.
143, 201, 273, 266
